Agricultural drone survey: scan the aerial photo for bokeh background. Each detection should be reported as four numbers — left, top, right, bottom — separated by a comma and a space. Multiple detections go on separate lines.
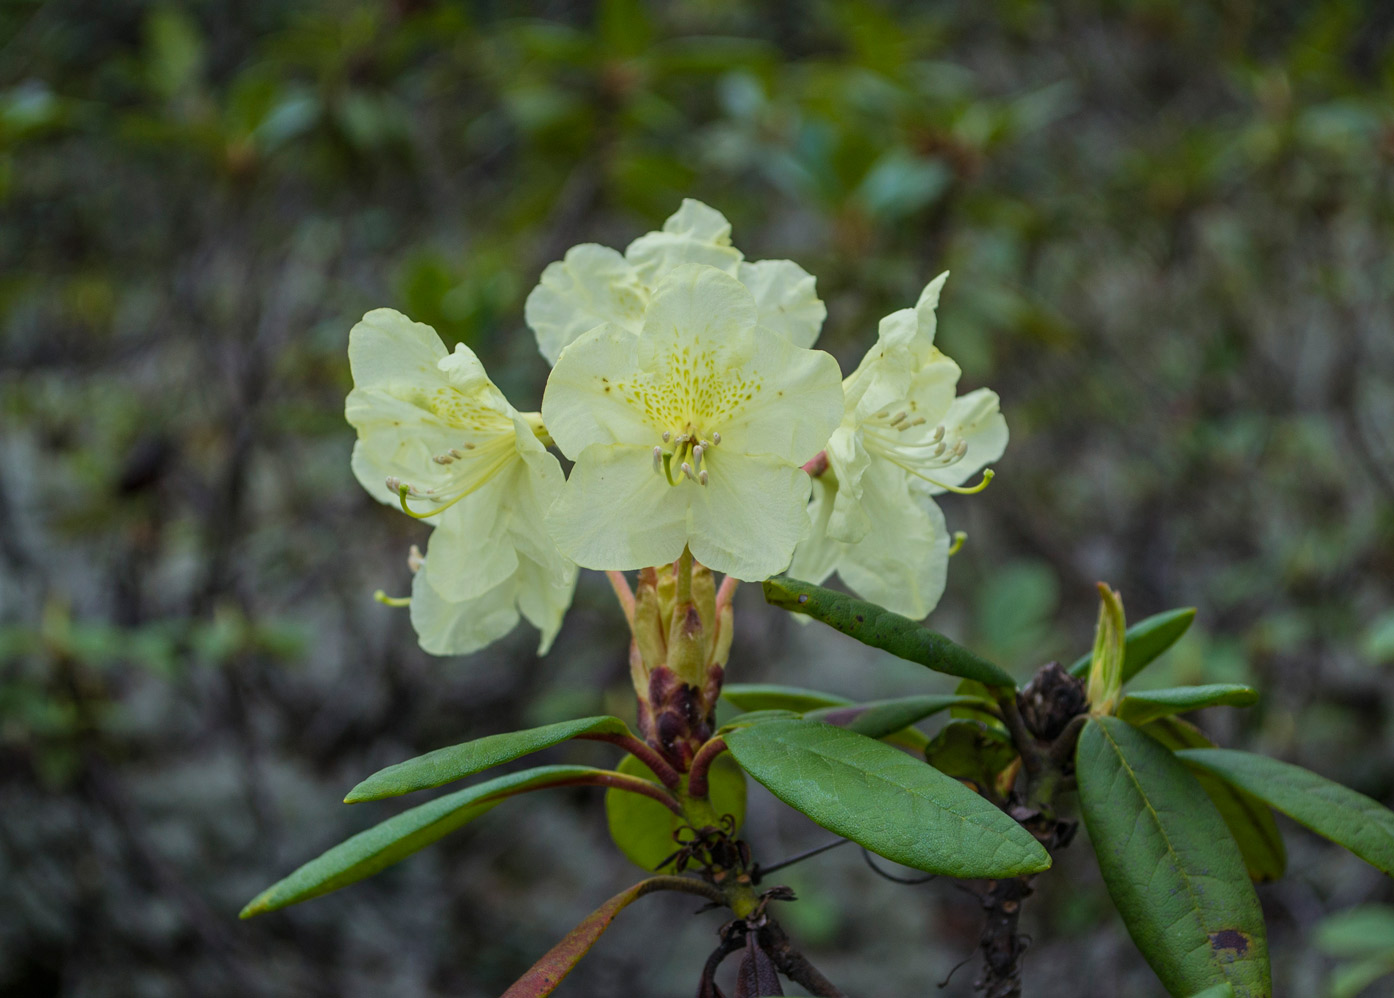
3, 1, 1393, 995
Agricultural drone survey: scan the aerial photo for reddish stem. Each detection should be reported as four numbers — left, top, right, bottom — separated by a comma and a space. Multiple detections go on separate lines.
716, 575, 739, 613
606, 570, 636, 627
577, 732, 682, 789
686, 736, 729, 799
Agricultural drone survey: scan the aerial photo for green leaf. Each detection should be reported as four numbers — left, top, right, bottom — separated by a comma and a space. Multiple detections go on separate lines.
717, 709, 804, 731
345, 716, 633, 802
1176, 749, 1394, 876
924, 720, 1018, 786
1329, 957, 1394, 998
725, 719, 1049, 877
1069, 607, 1197, 683
1117, 685, 1259, 726
1316, 906, 1394, 958
763, 576, 1016, 689
1141, 718, 1286, 882
605, 753, 746, 873
1187, 987, 1237, 998
499, 878, 707, 998
721, 683, 851, 713
804, 694, 987, 740
1076, 717, 1271, 997
243, 765, 609, 917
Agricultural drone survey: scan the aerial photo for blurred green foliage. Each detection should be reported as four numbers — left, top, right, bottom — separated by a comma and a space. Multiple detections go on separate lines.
1, 1, 1392, 995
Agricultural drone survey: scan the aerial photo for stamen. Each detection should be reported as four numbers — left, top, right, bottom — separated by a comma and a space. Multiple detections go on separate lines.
711, 431, 721, 445
933, 425, 945, 442
407, 544, 424, 573
691, 443, 704, 469
680, 461, 696, 482
662, 431, 671, 443
890, 411, 907, 425
698, 470, 708, 486
896, 416, 926, 432
652, 446, 663, 473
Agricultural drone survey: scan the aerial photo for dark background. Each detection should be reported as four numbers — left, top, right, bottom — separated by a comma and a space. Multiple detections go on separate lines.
2, 1, 1392, 995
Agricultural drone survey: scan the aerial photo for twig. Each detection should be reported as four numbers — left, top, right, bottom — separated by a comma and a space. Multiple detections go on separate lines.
753, 837, 852, 881
758, 917, 846, 997
975, 877, 1033, 998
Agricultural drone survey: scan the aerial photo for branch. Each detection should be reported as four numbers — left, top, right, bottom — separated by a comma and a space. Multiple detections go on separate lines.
758, 917, 846, 997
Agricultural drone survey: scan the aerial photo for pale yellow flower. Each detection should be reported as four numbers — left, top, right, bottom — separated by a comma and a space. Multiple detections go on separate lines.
525, 199, 826, 363
789, 274, 1007, 618
345, 309, 576, 654
541, 264, 844, 580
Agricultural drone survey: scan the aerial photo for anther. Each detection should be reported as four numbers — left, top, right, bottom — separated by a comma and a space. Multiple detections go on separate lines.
662, 431, 671, 443
698, 470, 709, 486
933, 425, 945, 442
711, 431, 721, 445
954, 439, 967, 457
680, 461, 695, 482
933, 441, 946, 457
890, 411, 907, 425
691, 444, 704, 468
652, 446, 663, 473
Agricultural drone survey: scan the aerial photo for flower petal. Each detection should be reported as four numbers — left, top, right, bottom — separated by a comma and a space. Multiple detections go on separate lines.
409, 557, 521, 656
625, 199, 742, 284
636, 262, 759, 356
546, 443, 690, 571
739, 259, 826, 348
716, 324, 844, 465
540, 323, 654, 458
347, 308, 448, 390
525, 244, 648, 365
829, 462, 950, 619
514, 553, 578, 655
915, 387, 1008, 494
787, 474, 840, 586
422, 478, 520, 601
687, 451, 812, 581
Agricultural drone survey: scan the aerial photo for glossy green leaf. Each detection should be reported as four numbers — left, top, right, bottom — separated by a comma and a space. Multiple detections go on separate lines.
1177, 749, 1394, 876
1117, 684, 1258, 726
763, 576, 1016, 689
1141, 718, 1286, 882
605, 753, 746, 872
725, 719, 1049, 877
243, 765, 610, 917
345, 716, 632, 803
499, 877, 713, 998
721, 683, 851, 713
1069, 607, 1197, 683
1076, 717, 1271, 997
